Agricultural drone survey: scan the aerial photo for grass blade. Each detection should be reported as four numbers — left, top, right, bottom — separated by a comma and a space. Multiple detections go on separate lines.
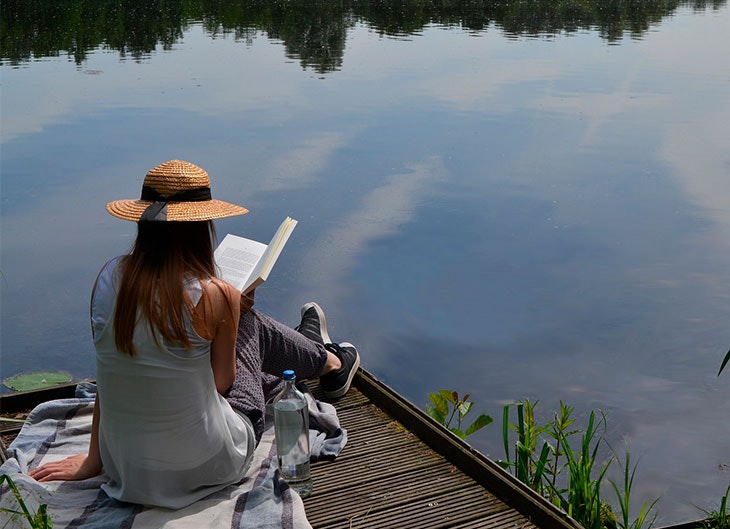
719, 349, 730, 376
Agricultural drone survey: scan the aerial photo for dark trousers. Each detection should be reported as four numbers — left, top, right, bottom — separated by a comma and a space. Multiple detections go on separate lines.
224, 308, 328, 442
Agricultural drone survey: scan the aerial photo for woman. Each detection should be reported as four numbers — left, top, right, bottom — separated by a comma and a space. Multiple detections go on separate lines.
30, 160, 359, 508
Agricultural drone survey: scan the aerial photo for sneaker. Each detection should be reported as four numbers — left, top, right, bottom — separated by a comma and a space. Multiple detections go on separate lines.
320, 342, 360, 399
295, 302, 331, 345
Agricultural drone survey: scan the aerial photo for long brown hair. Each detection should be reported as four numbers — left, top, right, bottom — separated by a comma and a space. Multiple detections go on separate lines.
113, 220, 217, 355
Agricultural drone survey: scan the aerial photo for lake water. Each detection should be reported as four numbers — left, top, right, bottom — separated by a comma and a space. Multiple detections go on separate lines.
2, 1, 730, 523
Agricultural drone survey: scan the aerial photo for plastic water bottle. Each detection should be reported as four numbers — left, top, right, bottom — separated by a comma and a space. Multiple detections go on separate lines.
273, 370, 312, 498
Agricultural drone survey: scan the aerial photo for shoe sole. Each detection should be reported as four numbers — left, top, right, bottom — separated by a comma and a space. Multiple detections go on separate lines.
300, 302, 332, 345
322, 342, 361, 399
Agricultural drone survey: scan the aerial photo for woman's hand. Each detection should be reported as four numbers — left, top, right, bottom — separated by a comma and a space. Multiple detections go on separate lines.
240, 289, 255, 314
29, 454, 101, 482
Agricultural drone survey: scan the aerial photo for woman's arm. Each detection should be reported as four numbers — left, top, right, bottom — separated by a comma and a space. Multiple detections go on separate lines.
29, 394, 103, 482
204, 279, 241, 394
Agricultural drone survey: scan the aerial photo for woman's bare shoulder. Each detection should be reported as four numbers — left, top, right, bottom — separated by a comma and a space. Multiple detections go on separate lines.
206, 276, 239, 295
202, 277, 241, 307
193, 276, 240, 338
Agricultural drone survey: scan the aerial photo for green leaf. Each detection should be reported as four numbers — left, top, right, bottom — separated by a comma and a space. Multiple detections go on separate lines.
426, 404, 446, 425
502, 404, 512, 465
439, 389, 457, 404
449, 428, 467, 439
457, 400, 473, 417
531, 442, 551, 490
496, 459, 513, 470
465, 413, 494, 436
429, 392, 449, 418
3, 371, 72, 391
719, 349, 730, 376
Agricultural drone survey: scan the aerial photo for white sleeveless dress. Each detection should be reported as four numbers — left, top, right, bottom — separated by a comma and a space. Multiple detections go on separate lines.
91, 257, 255, 508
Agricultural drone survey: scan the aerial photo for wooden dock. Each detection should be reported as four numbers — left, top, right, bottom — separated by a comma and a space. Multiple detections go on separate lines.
1, 370, 582, 529
305, 369, 580, 529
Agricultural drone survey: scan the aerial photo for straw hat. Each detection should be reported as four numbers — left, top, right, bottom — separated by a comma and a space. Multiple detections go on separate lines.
106, 160, 249, 222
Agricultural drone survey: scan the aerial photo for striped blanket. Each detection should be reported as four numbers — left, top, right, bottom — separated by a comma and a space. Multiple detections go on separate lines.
0, 384, 342, 529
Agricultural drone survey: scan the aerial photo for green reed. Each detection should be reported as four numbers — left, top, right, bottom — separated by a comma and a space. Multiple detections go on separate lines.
499, 400, 657, 529
0, 474, 53, 529
500, 400, 552, 494
549, 410, 612, 529
701, 482, 730, 529
609, 449, 658, 529
719, 350, 730, 376
545, 401, 580, 502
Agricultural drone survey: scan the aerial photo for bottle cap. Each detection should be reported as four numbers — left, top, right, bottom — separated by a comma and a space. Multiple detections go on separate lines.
282, 370, 296, 381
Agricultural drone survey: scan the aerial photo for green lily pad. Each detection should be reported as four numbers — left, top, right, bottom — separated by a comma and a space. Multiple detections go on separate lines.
3, 372, 72, 391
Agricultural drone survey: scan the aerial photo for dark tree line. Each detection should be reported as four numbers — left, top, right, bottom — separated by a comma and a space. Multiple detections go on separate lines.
1, 0, 726, 72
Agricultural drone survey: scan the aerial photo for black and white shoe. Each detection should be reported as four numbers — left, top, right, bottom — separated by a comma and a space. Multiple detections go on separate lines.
295, 302, 332, 345
320, 342, 361, 399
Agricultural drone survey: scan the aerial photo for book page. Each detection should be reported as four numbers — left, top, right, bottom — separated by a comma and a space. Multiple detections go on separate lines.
245, 217, 297, 292
214, 234, 267, 291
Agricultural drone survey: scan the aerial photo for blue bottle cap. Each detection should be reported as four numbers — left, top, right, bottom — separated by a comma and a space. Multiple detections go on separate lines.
282, 370, 296, 381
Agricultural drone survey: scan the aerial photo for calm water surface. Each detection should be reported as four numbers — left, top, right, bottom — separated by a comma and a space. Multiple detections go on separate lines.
2, 2, 730, 523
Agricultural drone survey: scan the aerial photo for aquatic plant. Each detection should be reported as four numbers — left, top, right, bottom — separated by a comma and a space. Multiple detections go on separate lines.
609, 449, 659, 529
545, 402, 581, 502
2, 372, 72, 392
0, 473, 53, 529
499, 400, 658, 529
499, 400, 552, 495
425, 390, 493, 440
700, 482, 730, 529
548, 410, 613, 529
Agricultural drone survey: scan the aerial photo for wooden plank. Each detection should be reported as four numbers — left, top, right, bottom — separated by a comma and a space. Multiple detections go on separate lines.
655, 521, 707, 529
310, 487, 519, 529
0, 382, 79, 414
454, 509, 539, 529
306, 464, 488, 525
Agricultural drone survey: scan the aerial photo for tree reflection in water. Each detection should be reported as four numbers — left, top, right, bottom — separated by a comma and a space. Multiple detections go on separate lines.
1, 0, 727, 70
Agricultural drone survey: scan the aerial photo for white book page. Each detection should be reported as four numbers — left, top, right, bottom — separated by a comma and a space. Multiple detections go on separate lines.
214, 234, 267, 291
246, 217, 297, 291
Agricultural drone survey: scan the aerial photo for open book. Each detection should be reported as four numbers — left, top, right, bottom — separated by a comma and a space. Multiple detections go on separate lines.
214, 217, 298, 294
